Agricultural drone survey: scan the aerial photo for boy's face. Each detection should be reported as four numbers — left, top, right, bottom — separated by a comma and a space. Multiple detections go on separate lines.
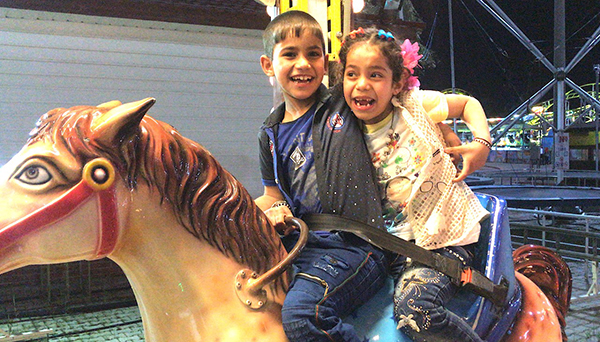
261, 31, 327, 108
343, 44, 403, 125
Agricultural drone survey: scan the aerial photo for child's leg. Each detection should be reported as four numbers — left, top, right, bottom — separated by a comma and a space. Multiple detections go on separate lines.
393, 245, 484, 342
281, 232, 387, 342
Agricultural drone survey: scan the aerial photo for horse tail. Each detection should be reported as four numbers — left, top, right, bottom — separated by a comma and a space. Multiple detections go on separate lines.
513, 244, 572, 341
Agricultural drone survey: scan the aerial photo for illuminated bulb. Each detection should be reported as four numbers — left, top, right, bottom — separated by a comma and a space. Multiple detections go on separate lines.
531, 105, 544, 114
353, 0, 365, 13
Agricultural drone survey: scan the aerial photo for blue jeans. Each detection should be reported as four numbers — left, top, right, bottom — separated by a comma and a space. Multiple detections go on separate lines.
390, 245, 484, 342
281, 231, 387, 342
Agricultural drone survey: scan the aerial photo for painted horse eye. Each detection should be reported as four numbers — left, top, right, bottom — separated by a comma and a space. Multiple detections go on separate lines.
16, 165, 52, 185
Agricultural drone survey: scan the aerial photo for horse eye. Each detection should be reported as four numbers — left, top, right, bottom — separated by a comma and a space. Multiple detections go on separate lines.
16, 165, 52, 185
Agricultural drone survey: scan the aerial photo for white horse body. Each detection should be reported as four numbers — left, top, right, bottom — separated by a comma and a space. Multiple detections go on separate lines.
111, 186, 287, 342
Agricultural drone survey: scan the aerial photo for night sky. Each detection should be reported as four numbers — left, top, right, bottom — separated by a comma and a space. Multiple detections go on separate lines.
410, 0, 600, 117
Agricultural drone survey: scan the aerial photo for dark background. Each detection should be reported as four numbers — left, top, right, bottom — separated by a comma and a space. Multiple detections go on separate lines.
0, 0, 598, 117
411, 0, 600, 117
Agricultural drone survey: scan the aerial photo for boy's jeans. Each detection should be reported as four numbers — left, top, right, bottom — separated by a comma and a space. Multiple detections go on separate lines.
391, 244, 484, 342
281, 231, 387, 342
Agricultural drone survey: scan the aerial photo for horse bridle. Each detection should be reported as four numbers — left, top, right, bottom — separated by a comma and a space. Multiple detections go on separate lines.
1, 157, 309, 310
0, 158, 119, 260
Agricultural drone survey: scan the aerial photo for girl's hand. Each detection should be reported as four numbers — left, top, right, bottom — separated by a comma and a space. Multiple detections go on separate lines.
437, 122, 462, 167
444, 141, 490, 182
264, 205, 297, 235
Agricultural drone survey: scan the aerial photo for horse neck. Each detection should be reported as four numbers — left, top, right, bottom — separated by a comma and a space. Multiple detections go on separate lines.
109, 187, 287, 342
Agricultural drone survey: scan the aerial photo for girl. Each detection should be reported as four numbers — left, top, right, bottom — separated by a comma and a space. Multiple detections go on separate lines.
337, 27, 492, 341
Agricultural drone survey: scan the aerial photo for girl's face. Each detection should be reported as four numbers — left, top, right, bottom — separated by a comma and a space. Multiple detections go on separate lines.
343, 43, 403, 125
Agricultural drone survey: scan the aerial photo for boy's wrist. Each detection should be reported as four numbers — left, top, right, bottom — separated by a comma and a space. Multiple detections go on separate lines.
271, 200, 291, 209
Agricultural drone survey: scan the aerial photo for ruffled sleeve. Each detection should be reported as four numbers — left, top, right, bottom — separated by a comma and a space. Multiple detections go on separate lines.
420, 90, 448, 123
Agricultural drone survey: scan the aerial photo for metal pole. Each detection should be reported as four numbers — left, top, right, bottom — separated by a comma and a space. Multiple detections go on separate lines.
448, 0, 457, 132
343, 0, 352, 34
554, 0, 566, 183
566, 24, 600, 73
476, 0, 557, 74
475, 0, 598, 178
565, 78, 600, 112
448, 0, 456, 93
595, 64, 600, 171
490, 79, 556, 138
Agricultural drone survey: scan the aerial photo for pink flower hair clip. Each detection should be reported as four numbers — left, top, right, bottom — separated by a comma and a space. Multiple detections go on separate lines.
400, 39, 423, 90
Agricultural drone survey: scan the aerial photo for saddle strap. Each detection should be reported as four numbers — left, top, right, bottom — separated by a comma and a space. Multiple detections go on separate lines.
301, 213, 508, 307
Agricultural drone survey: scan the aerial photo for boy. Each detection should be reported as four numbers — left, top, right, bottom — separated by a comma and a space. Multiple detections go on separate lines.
255, 10, 388, 342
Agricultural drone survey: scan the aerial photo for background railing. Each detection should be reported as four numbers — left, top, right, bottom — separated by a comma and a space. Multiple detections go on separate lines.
509, 207, 600, 301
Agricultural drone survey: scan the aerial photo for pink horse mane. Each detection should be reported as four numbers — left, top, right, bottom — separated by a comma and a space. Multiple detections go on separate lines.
27, 104, 287, 287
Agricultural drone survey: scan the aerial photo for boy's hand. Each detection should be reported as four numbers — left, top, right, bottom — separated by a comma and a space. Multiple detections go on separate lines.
264, 205, 297, 235
444, 141, 490, 182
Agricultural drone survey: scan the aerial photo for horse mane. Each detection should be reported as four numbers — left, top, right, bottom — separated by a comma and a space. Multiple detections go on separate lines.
28, 105, 287, 283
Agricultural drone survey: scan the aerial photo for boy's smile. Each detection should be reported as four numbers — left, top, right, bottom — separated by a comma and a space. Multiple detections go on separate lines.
261, 31, 327, 118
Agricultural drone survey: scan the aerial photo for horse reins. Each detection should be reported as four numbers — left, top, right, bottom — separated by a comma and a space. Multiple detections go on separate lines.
0, 158, 119, 259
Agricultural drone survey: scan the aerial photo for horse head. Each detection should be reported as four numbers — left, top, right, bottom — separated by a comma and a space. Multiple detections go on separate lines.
0, 100, 155, 270
0, 98, 291, 341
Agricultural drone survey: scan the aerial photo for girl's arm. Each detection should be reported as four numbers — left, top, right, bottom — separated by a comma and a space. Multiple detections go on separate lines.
443, 94, 491, 182
446, 94, 491, 141
437, 122, 462, 166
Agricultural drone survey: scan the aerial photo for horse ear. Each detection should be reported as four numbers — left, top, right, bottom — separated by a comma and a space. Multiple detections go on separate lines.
96, 100, 122, 110
91, 97, 156, 145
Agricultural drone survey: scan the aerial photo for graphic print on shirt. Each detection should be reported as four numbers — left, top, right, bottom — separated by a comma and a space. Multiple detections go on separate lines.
290, 146, 306, 170
277, 110, 321, 216
383, 176, 412, 225
326, 112, 345, 133
416, 149, 447, 215
375, 125, 426, 237
419, 150, 447, 196
372, 131, 400, 170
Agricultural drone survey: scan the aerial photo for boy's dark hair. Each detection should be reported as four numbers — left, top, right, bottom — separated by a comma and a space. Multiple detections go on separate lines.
336, 27, 408, 84
262, 10, 326, 59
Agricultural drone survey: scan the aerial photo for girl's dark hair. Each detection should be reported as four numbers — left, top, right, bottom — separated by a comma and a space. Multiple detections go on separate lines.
336, 27, 408, 85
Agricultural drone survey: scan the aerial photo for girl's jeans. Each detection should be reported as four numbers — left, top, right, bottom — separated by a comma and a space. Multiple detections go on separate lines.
390, 244, 485, 342
281, 231, 387, 342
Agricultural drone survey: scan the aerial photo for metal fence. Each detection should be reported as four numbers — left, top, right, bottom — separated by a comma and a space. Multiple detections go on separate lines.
0, 259, 135, 320
508, 207, 600, 301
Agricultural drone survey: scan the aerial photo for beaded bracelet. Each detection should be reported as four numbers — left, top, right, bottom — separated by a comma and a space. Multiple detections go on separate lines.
271, 200, 291, 209
473, 137, 492, 150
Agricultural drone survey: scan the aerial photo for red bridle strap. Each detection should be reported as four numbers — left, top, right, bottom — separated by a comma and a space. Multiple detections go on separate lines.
0, 159, 119, 259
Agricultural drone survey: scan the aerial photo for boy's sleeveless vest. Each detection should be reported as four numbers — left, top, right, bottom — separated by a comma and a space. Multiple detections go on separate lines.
396, 90, 489, 249
260, 85, 385, 229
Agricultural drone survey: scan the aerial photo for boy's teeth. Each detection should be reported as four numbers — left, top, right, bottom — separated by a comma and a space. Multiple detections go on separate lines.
292, 76, 312, 82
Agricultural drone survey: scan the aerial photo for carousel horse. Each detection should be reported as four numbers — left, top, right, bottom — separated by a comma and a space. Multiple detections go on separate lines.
0, 98, 571, 341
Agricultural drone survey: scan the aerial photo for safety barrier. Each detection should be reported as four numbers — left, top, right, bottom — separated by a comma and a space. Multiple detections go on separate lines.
509, 207, 600, 302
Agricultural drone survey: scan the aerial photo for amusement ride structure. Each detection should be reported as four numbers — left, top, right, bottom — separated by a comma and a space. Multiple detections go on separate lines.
0, 1, 597, 341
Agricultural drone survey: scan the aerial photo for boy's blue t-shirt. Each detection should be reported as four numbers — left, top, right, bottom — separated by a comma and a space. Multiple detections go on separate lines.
276, 105, 323, 216
259, 84, 385, 230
